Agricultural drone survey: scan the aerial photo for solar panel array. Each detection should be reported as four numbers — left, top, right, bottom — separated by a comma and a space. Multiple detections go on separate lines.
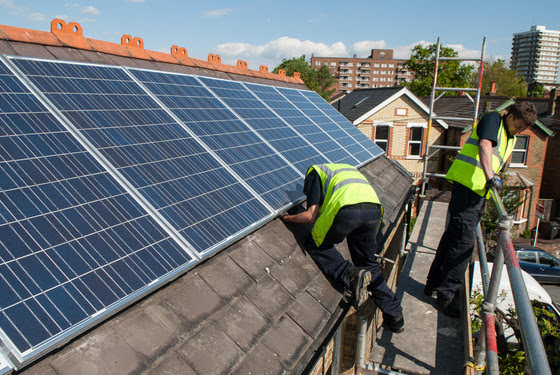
0, 55, 383, 370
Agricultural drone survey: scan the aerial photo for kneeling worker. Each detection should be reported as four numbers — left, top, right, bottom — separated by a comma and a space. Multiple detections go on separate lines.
282, 164, 404, 333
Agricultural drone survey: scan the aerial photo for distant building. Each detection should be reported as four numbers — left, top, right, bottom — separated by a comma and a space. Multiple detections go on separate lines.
511, 25, 560, 91
311, 49, 414, 97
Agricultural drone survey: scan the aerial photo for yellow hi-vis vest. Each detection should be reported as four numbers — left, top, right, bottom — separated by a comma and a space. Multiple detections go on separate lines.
445, 113, 516, 197
308, 164, 382, 246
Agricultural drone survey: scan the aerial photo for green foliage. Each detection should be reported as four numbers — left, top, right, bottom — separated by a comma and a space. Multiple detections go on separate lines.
403, 44, 474, 97
528, 82, 546, 98
521, 229, 532, 239
272, 56, 336, 100
470, 291, 560, 373
470, 59, 527, 97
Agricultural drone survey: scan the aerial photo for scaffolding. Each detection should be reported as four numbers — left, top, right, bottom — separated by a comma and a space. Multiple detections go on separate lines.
420, 37, 486, 195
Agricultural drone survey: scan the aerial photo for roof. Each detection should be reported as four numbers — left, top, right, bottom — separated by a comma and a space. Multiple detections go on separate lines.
19, 156, 413, 375
0, 19, 304, 87
422, 95, 555, 136
0, 19, 414, 374
334, 87, 448, 128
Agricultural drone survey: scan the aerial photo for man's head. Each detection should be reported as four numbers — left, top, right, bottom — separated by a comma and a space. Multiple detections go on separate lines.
505, 102, 537, 135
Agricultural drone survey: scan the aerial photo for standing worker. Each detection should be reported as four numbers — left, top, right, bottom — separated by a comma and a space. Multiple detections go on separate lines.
282, 163, 404, 333
424, 102, 537, 317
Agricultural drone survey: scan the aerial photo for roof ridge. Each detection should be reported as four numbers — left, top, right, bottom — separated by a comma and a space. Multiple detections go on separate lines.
0, 18, 304, 85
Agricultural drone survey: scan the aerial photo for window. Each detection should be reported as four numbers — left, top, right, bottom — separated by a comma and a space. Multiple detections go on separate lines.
518, 251, 537, 263
539, 252, 560, 266
511, 136, 529, 165
373, 123, 391, 152
408, 126, 424, 157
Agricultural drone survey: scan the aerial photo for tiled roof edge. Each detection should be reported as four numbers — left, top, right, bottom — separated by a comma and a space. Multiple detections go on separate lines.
0, 19, 305, 85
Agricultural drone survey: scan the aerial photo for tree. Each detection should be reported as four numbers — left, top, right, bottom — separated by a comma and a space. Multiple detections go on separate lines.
273, 56, 336, 100
404, 44, 474, 97
528, 82, 545, 98
471, 59, 527, 97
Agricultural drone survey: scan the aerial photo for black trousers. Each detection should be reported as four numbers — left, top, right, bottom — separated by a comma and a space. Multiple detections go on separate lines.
305, 203, 402, 318
427, 183, 486, 300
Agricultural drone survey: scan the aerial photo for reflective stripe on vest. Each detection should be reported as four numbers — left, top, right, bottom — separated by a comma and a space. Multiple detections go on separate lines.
307, 164, 382, 246
445, 114, 516, 197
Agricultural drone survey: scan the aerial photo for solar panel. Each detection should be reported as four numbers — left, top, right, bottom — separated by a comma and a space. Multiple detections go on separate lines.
199, 78, 326, 174
269, 87, 359, 165
9, 57, 271, 255
299, 90, 384, 163
0, 58, 193, 364
0, 53, 384, 371
128, 69, 303, 208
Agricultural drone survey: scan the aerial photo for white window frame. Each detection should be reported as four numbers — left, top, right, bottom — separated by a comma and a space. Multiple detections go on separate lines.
510, 135, 529, 167
407, 122, 426, 158
372, 121, 393, 153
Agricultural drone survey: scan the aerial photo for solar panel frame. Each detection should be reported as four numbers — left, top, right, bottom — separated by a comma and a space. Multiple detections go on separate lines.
125, 67, 303, 211
0, 56, 199, 368
8, 56, 274, 258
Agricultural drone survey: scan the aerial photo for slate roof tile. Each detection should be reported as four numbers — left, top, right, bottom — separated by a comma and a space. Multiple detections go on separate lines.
49, 330, 142, 375
251, 224, 295, 264
199, 254, 254, 300
211, 295, 270, 351
262, 315, 313, 369
228, 237, 278, 282
177, 323, 244, 375
149, 351, 196, 375
114, 309, 177, 360
244, 275, 295, 322
287, 291, 331, 339
232, 342, 287, 375
269, 251, 317, 296
163, 274, 222, 328
305, 273, 341, 313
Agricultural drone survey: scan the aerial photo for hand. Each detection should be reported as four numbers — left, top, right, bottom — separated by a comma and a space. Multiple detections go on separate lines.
486, 175, 502, 192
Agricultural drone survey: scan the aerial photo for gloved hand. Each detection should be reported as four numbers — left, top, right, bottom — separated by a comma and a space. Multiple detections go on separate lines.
486, 175, 502, 192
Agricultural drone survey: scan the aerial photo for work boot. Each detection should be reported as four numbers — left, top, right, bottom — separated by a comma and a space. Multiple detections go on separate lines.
384, 313, 405, 333
436, 293, 460, 318
347, 266, 372, 309
423, 283, 435, 297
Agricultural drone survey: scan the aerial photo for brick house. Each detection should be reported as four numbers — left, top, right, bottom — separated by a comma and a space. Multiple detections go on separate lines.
333, 87, 448, 183
425, 95, 555, 231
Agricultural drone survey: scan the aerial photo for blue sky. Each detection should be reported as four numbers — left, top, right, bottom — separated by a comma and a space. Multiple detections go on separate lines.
1, 0, 559, 70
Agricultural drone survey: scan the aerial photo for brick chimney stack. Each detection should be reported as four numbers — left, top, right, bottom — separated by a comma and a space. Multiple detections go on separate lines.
548, 88, 557, 116
489, 81, 497, 96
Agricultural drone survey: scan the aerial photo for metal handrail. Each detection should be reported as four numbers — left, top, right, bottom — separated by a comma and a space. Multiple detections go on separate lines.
473, 186, 551, 374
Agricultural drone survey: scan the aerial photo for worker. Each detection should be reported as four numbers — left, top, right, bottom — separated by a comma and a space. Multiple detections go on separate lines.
282, 163, 404, 333
424, 102, 537, 318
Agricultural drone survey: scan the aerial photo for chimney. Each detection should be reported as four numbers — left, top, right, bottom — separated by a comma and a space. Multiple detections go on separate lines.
548, 88, 556, 115
489, 81, 497, 96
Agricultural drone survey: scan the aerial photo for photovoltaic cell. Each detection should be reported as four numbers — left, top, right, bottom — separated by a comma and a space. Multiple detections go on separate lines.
199, 77, 325, 174
0, 60, 192, 357
299, 90, 383, 163
10, 58, 270, 254
271, 86, 358, 165
129, 69, 303, 208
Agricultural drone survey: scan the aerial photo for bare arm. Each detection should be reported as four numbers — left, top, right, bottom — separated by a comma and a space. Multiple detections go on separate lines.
282, 204, 320, 224
479, 138, 495, 182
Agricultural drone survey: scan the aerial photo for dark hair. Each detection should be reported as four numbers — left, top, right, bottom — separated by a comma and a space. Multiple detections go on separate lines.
508, 102, 537, 127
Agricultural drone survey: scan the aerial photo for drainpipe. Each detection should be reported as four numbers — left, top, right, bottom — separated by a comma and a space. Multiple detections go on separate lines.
355, 316, 368, 368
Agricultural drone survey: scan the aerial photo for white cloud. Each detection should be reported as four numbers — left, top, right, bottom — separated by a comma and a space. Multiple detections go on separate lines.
202, 8, 232, 18
351, 40, 387, 56
82, 5, 100, 15
26, 12, 46, 22
215, 36, 348, 68
65, 3, 80, 8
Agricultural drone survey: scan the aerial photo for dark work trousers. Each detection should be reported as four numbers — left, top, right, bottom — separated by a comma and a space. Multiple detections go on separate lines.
426, 183, 486, 300
305, 203, 402, 318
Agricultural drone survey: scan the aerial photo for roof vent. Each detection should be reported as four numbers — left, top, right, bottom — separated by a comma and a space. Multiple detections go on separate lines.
208, 54, 221, 63
51, 19, 83, 36
260, 65, 269, 73
237, 60, 248, 69
171, 45, 188, 57
121, 35, 144, 49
